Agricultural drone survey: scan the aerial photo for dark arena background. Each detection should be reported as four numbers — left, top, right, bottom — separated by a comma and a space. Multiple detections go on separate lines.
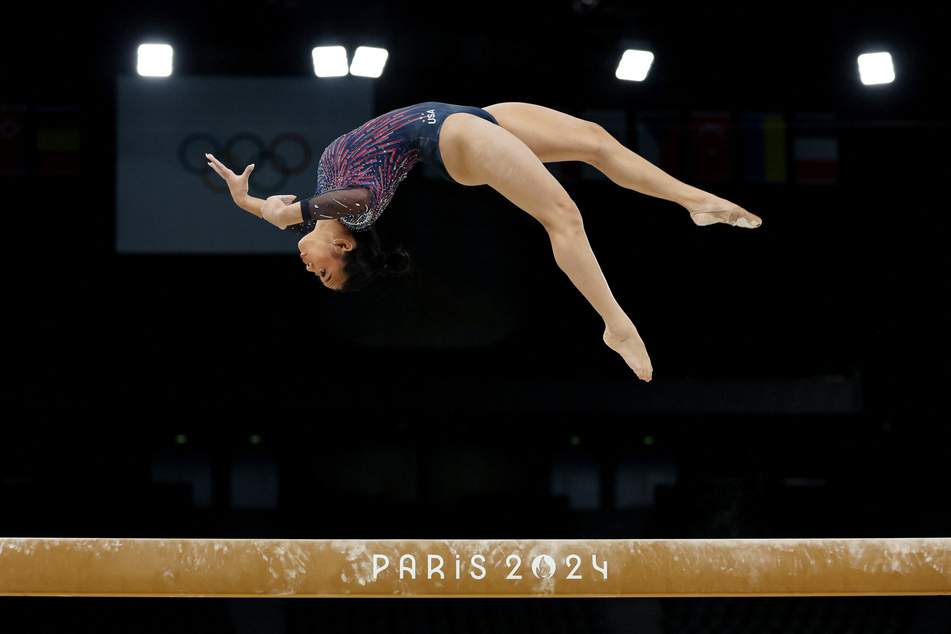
3, 1, 949, 631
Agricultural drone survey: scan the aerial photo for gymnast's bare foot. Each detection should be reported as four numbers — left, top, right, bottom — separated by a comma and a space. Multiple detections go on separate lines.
689, 196, 762, 228
604, 326, 653, 382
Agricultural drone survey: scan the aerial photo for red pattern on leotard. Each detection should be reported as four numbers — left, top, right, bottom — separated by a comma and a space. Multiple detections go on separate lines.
315, 105, 428, 232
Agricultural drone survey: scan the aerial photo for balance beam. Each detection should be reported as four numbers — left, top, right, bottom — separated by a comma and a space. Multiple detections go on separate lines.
1, 538, 949, 598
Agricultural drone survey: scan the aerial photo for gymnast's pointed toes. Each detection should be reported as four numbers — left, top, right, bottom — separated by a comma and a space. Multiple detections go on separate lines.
689, 202, 761, 229
734, 209, 762, 229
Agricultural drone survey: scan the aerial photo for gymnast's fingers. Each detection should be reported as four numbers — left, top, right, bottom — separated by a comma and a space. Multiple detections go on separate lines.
205, 153, 231, 178
205, 155, 223, 176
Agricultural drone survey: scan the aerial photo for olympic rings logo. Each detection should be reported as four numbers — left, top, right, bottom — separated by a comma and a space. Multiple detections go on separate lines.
178, 132, 314, 195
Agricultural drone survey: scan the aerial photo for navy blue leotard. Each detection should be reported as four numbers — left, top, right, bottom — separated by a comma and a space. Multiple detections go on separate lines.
286, 102, 498, 235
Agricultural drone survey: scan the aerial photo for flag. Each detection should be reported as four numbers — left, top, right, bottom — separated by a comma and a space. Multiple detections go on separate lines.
794, 114, 838, 185
0, 105, 27, 175
689, 112, 733, 182
37, 105, 81, 175
635, 110, 684, 179
741, 112, 787, 184
794, 136, 838, 184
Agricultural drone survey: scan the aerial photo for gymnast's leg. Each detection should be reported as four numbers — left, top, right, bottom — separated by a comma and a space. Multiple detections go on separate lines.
439, 113, 652, 382
483, 102, 761, 228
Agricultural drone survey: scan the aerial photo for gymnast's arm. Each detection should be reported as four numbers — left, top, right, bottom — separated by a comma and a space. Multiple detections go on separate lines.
205, 153, 371, 230
270, 188, 374, 233
205, 153, 283, 221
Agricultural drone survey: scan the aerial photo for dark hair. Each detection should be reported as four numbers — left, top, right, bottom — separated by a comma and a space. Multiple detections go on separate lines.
339, 227, 414, 292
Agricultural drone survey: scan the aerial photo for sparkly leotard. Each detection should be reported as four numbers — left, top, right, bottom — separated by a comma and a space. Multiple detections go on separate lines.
285, 102, 498, 235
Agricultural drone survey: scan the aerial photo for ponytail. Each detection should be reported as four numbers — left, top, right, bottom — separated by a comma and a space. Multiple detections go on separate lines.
340, 227, 415, 292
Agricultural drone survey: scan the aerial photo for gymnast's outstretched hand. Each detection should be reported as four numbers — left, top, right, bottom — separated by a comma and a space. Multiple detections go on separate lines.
206, 153, 297, 228
206, 153, 252, 203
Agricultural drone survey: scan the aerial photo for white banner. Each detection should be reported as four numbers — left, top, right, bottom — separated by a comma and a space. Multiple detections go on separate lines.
116, 76, 373, 253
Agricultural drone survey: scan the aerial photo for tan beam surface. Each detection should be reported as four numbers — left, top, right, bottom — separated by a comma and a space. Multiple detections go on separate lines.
1, 538, 949, 598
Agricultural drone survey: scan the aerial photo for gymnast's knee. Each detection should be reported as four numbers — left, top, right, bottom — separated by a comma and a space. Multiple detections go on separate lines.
540, 193, 585, 234
578, 120, 618, 166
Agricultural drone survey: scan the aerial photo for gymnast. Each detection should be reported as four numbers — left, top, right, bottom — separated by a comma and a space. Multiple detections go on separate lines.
207, 102, 761, 382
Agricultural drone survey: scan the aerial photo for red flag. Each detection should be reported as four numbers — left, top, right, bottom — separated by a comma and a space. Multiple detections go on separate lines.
689, 112, 733, 182
794, 136, 838, 184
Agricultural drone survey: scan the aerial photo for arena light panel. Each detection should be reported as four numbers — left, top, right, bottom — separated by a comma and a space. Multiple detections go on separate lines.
312, 46, 349, 78
858, 52, 895, 85
350, 47, 389, 78
137, 44, 173, 77
616, 49, 654, 82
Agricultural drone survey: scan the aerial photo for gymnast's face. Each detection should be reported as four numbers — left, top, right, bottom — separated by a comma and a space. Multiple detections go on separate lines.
298, 227, 352, 290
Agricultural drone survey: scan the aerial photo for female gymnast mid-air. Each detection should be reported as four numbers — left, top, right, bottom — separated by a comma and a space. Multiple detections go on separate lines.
207, 101, 762, 383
